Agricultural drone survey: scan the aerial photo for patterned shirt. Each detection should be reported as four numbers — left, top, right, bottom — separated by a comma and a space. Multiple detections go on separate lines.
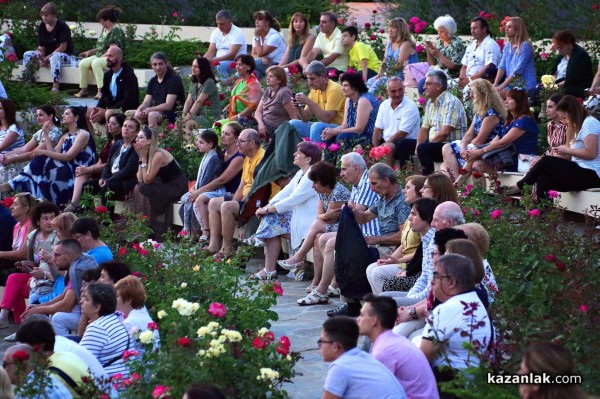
319, 183, 351, 232
422, 91, 467, 142
346, 93, 380, 138
350, 170, 380, 236
436, 36, 466, 78
407, 227, 435, 300
546, 120, 567, 151
473, 108, 504, 142
368, 186, 410, 236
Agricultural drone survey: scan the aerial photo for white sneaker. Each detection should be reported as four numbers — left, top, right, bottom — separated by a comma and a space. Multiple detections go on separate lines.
5, 332, 16, 342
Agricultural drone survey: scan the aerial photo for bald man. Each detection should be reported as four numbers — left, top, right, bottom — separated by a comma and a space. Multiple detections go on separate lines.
89, 46, 140, 124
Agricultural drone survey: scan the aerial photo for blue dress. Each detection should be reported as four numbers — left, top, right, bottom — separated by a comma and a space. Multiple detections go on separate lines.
498, 116, 539, 171
10, 130, 96, 206
450, 109, 505, 167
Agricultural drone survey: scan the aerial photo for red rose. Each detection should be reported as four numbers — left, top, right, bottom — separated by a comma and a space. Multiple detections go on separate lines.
288, 64, 300, 75
252, 336, 268, 349
263, 331, 275, 342
204, 101, 211, 106
118, 247, 127, 256
372, 9, 378, 14
472, 171, 483, 179
364, 22, 371, 29
555, 261, 566, 271
6, 54, 17, 62
219, 93, 225, 100
177, 336, 191, 346
279, 336, 291, 348
459, 168, 468, 175
337, 18, 345, 25
593, 4, 599, 9
544, 253, 556, 262
485, 13, 493, 19
96, 205, 109, 213
211, 60, 220, 67
276, 344, 290, 356
11, 350, 30, 361
229, 61, 237, 69
273, 282, 283, 296
214, 121, 222, 128
379, 29, 385, 33
369, 34, 377, 41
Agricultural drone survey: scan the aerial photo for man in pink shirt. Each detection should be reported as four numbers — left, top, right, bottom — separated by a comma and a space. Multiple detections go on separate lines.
357, 294, 440, 399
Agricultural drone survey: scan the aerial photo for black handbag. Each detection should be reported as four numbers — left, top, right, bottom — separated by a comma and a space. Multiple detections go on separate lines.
481, 143, 517, 169
334, 206, 379, 300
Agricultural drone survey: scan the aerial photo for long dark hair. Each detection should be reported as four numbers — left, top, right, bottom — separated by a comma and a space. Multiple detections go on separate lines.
106, 113, 125, 142
505, 88, 532, 125
191, 57, 216, 85
37, 105, 59, 126
0, 99, 18, 128
199, 129, 223, 161
65, 106, 96, 155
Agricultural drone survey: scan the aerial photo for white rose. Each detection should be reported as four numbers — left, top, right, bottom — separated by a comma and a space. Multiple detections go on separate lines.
138, 330, 155, 344
157, 310, 167, 319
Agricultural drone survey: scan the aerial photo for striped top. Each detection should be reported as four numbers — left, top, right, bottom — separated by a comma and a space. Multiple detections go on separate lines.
346, 93, 380, 138
350, 170, 380, 236
80, 313, 131, 379
407, 227, 436, 300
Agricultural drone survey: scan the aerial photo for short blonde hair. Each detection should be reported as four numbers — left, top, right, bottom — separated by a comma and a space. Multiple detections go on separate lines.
115, 275, 147, 309
265, 66, 287, 87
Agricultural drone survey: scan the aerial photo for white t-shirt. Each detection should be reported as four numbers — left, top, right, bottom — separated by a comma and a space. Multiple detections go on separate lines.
254, 28, 286, 64
422, 290, 493, 369
461, 35, 501, 77
54, 335, 107, 380
210, 24, 247, 59
375, 97, 421, 141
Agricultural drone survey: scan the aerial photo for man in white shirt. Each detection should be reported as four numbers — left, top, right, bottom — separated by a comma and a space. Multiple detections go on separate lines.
203, 10, 247, 83
373, 77, 421, 167
458, 16, 501, 90
302, 12, 348, 76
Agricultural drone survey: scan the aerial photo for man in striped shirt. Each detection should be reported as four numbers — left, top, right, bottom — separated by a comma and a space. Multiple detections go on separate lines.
296, 152, 380, 309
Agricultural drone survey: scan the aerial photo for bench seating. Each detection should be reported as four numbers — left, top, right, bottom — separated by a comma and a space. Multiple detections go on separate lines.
10, 64, 155, 88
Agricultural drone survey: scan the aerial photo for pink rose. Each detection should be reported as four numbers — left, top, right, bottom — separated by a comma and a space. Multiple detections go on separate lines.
152, 385, 171, 399
355, 148, 364, 155
328, 143, 340, 152
328, 69, 338, 79
273, 282, 283, 296
528, 208, 541, 218
491, 209, 503, 219
540, 52, 549, 61
168, 123, 175, 130
414, 25, 422, 34
171, 12, 178, 17
547, 190, 558, 198
318, 142, 326, 150
409, 17, 420, 24
415, 45, 424, 54
338, 18, 345, 25
346, 67, 356, 73
580, 304, 588, 311
208, 302, 228, 318
365, 22, 371, 29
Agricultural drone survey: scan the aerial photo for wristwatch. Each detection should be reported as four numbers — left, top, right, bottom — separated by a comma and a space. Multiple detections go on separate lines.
409, 307, 418, 320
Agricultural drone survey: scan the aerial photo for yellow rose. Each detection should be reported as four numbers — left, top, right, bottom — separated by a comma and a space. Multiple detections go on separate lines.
157, 310, 167, 319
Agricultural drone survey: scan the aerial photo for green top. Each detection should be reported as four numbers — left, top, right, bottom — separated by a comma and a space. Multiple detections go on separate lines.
189, 78, 221, 120
95, 26, 126, 54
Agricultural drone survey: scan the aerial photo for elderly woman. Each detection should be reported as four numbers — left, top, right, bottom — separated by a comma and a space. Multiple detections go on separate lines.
80, 282, 130, 379
65, 113, 125, 212
365, 175, 426, 295
0, 99, 26, 182
181, 57, 221, 138
552, 30, 594, 99
251, 141, 321, 280
1, 105, 62, 181
368, 17, 419, 93
0, 201, 59, 328
321, 72, 380, 146
420, 173, 459, 203
471, 88, 539, 177
115, 275, 159, 353
216, 55, 262, 128
277, 161, 350, 286
424, 15, 465, 79
21, 2, 76, 92
279, 12, 316, 69
255, 66, 296, 139
133, 125, 188, 240
251, 11, 287, 78
441, 79, 506, 185
1, 107, 97, 207
494, 17, 536, 98
75, 7, 125, 99
508, 95, 600, 198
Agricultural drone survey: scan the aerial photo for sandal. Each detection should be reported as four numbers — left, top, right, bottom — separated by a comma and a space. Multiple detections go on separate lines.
327, 285, 341, 297
305, 284, 317, 293
253, 268, 277, 280
94, 92, 102, 100
297, 290, 329, 306
277, 259, 303, 270
74, 90, 88, 98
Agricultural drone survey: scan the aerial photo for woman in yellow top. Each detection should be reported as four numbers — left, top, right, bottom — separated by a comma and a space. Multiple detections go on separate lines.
75, 7, 126, 99
341, 26, 381, 82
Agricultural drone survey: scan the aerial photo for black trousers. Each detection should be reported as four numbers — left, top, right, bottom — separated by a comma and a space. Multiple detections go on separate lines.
394, 138, 417, 168
417, 142, 445, 175
518, 155, 600, 198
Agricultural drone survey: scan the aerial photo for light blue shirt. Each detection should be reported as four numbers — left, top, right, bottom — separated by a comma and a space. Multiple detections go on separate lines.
324, 347, 407, 399
407, 227, 435, 300
86, 245, 113, 265
498, 41, 536, 91
109, 67, 123, 99
351, 170, 380, 237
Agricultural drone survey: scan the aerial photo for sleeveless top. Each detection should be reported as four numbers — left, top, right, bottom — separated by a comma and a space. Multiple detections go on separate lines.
156, 158, 184, 183
347, 93, 380, 137
223, 151, 244, 193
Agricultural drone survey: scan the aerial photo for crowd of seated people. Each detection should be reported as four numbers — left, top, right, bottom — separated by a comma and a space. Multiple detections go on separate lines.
1, 7, 599, 396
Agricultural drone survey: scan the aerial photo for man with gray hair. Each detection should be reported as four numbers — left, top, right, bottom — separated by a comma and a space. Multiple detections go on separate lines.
290, 61, 346, 142
414, 69, 467, 175
203, 10, 247, 83
301, 12, 348, 73
295, 151, 380, 309
420, 253, 492, 371
373, 77, 421, 167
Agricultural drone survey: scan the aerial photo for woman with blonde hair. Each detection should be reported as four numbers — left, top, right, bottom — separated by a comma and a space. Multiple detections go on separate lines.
441, 79, 506, 185
368, 17, 418, 93
279, 12, 316, 69
494, 17, 536, 98
132, 126, 188, 240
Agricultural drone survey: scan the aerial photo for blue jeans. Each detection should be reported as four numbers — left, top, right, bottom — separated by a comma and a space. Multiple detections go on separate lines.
215, 60, 235, 81
289, 120, 337, 143
254, 58, 272, 79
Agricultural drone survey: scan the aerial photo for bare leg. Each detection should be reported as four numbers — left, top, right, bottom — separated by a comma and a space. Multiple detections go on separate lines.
184, 120, 198, 144
193, 194, 211, 237
286, 219, 326, 264
441, 143, 460, 182
207, 197, 224, 253
220, 200, 240, 256
309, 232, 324, 286
315, 233, 337, 295
263, 236, 282, 273
70, 175, 90, 206
147, 111, 163, 128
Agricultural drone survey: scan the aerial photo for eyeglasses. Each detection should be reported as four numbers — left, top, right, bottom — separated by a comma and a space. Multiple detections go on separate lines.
2, 361, 13, 368
73, 233, 84, 240
236, 139, 252, 144
317, 339, 334, 348
432, 272, 452, 281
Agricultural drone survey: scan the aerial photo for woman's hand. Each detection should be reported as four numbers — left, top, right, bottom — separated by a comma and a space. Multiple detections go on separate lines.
134, 141, 149, 157
459, 147, 469, 159
30, 267, 46, 279
75, 166, 90, 177
555, 145, 570, 156
99, 179, 106, 188
188, 190, 201, 203
39, 249, 53, 263
321, 127, 338, 141
257, 124, 267, 138
395, 269, 407, 278
42, 120, 54, 134
31, 147, 46, 158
